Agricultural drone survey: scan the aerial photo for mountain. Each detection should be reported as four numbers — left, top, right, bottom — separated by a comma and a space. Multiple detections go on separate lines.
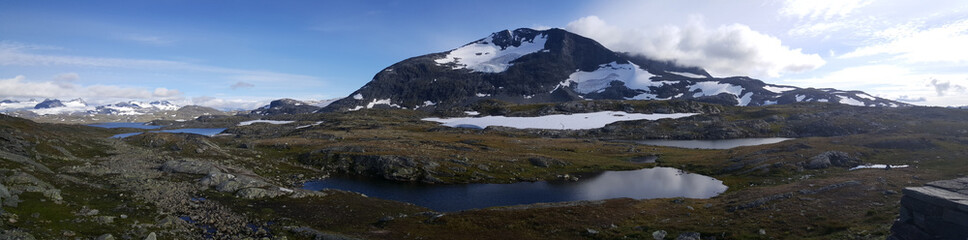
322, 28, 905, 112
0, 98, 227, 123
249, 98, 321, 115
92, 100, 179, 115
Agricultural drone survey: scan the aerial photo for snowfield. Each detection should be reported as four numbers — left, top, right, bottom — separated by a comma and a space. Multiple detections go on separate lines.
561, 62, 659, 95
434, 32, 548, 73
238, 120, 295, 126
422, 111, 698, 130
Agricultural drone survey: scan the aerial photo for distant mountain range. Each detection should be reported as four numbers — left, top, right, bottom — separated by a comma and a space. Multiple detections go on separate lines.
0, 98, 224, 124
0, 98, 179, 116
322, 28, 907, 112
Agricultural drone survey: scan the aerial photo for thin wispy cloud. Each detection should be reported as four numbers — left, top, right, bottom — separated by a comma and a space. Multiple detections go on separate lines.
123, 34, 175, 45
230, 81, 254, 90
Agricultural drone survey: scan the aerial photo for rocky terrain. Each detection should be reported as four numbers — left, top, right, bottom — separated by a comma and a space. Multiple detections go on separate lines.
1, 100, 966, 239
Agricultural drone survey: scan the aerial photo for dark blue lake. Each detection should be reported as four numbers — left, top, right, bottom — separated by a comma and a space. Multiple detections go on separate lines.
634, 138, 791, 149
87, 122, 162, 129
302, 167, 727, 212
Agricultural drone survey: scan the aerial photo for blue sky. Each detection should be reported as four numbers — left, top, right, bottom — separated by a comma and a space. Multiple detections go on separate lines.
2, 0, 967, 109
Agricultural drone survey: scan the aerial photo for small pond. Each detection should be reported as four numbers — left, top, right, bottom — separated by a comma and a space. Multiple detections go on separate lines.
108, 128, 227, 138
302, 167, 727, 212
633, 138, 792, 149
86, 122, 162, 129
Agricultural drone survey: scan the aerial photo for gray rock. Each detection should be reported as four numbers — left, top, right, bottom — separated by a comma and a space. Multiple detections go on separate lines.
652, 230, 667, 240
96, 234, 115, 240
528, 157, 567, 168
806, 151, 860, 169
584, 228, 599, 235
156, 215, 187, 228
144, 232, 156, 240
0, 229, 37, 240
675, 232, 701, 240
235, 187, 283, 199
160, 160, 216, 175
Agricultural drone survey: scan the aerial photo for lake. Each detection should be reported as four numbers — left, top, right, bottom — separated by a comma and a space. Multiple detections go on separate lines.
633, 138, 792, 149
107, 128, 227, 138
86, 122, 162, 129
302, 167, 727, 212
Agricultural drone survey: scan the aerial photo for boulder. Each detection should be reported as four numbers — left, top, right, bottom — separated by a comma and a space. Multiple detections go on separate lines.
805, 151, 860, 169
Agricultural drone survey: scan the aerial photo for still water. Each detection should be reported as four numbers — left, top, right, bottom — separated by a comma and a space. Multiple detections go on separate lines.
105, 128, 227, 138
303, 167, 727, 212
86, 122, 162, 129
634, 138, 792, 149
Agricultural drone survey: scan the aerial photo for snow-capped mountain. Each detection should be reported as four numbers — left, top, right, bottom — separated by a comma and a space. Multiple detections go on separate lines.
93, 100, 179, 115
0, 98, 227, 123
323, 28, 905, 112
0, 99, 180, 116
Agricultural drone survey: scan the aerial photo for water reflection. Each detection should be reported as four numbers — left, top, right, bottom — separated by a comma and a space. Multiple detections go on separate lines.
108, 128, 227, 138
302, 167, 727, 212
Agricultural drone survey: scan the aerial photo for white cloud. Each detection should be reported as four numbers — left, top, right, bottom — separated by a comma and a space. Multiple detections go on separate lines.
190, 96, 268, 111
230, 81, 255, 90
565, 16, 825, 78
779, 0, 874, 20
840, 19, 968, 63
0, 75, 183, 100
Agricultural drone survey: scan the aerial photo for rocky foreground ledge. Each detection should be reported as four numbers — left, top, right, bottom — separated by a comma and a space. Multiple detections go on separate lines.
889, 177, 968, 240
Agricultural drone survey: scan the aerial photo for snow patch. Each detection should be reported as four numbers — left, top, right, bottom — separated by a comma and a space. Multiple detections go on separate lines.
667, 71, 707, 78
352, 93, 363, 100
434, 33, 548, 73
475, 93, 491, 97
238, 120, 295, 126
464, 111, 480, 116
795, 95, 806, 102
763, 85, 796, 93
562, 62, 658, 94
295, 121, 325, 129
738, 92, 754, 106
688, 82, 744, 98
849, 164, 909, 171
423, 111, 698, 130
838, 97, 866, 106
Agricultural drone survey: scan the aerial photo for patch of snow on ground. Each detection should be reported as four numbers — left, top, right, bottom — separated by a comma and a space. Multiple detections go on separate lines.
688, 82, 744, 98
838, 97, 866, 106
434, 33, 548, 73
763, 100, 778, 105
296, 121, 325, 129
238, 120, 295, 126
796, 95, 806, 102
475, 93, 491, 97
464, 111, 480, 116
667, 71, 707, 78
849, 164, 909, 171
353, 93, 363, 100
855, 93, 875, 100
817, 99, 829, 103
738, 92, 753, 106
763, 85, 796, 93
423, 111, 698, 130
563, 62, 658, 94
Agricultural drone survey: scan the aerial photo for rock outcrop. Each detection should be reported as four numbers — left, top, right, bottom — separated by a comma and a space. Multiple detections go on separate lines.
889, 177, 968, 240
